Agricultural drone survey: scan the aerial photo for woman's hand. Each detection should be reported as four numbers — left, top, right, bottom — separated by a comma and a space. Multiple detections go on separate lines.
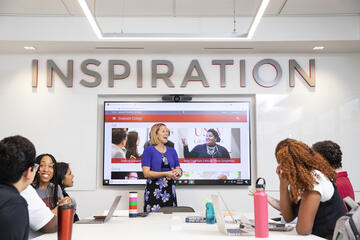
165, 170, 177, 180
51, 206, 58, 216
181, 138, 188, 146
276, 165, 289, 187
172, 168, 182, 179
58, 196, 72, 206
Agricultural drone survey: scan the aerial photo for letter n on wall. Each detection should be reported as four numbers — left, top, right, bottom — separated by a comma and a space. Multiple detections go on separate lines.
289, 59, 315, 87
47, 60, 74, 88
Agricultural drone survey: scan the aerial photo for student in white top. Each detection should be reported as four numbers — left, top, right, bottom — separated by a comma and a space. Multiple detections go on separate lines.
21, 185, 57, 239
2, 136, 57, 239
275, 138, 345, 239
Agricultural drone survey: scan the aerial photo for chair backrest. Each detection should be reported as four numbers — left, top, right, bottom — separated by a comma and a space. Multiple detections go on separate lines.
158, 206, 195, 213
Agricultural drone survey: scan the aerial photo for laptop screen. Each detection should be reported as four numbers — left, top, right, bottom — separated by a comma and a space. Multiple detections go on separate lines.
104, 196, 122, 222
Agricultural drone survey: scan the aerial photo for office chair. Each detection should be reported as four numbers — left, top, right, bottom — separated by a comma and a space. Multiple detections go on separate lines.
158, 206, 195, 213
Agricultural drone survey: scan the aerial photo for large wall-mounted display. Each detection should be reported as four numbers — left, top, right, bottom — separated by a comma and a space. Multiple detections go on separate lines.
103, 101, 252, 185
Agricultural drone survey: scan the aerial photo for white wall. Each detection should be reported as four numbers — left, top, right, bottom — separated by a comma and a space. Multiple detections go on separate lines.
0, 53, 359, 218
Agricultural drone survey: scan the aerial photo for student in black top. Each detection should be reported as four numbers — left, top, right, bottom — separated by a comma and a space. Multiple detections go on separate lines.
56, 162, 79, 222
275, 138, 345, 239
0, 135, 37, 240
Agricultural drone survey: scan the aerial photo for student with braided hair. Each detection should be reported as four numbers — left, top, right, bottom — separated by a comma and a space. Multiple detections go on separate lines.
275, 138, 345, 239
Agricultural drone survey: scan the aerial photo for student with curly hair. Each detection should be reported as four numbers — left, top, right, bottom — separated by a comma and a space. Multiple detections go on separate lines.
312, 140, 355, 201
275, 138, 345, 239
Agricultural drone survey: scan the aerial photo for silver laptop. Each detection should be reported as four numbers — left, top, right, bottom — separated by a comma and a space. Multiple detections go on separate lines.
77, 195, 121, 224
211, 194, 249, 236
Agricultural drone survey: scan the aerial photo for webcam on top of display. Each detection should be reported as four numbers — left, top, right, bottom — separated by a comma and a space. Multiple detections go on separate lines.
161, 95, 192, 102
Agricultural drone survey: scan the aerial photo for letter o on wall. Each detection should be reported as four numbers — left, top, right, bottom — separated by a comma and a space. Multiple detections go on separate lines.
253, 59, 282, 88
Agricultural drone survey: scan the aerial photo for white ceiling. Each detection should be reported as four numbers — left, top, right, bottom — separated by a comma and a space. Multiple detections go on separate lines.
1, 0, 359, 17
0, 0, 359, 53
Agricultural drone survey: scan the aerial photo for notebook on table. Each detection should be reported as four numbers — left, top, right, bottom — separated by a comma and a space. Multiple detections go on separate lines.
77, 195, 121, 224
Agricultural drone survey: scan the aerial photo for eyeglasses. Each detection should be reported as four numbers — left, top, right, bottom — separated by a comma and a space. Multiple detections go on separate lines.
31, 163, 39, 172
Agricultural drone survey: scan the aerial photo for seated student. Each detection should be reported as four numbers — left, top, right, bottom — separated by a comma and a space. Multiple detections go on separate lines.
111, 128, 127, 158
33, 154, 71, 215
56, 162, 79, 222
275, 138, 345, 239
0, 135, 37, 240
312, 140, 355, 201
21, 185, 57, 239
3, 137, 57, 239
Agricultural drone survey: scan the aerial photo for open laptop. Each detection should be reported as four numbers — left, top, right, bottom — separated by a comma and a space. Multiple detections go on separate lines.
77, 195, 121, 224
211, 194, 250, 236
216, 193, 293, 232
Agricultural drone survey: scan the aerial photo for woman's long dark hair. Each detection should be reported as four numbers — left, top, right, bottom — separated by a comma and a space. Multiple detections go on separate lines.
125, 131, 140, 158
33, 153, 59, 208
56, 162, 69, 192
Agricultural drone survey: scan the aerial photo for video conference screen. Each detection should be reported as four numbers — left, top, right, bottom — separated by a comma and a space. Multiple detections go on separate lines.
103, 101, 252, 185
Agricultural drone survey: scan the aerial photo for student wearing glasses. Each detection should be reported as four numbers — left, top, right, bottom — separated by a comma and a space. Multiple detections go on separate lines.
141, 123, 182, 212
0, 135, 37, 240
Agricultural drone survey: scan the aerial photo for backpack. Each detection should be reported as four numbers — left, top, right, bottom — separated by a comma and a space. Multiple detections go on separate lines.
333, 197, 360, 240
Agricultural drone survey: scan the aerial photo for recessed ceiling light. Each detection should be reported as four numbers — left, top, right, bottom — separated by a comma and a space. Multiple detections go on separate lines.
313, 46, 325, 50
24, 46, 36, 50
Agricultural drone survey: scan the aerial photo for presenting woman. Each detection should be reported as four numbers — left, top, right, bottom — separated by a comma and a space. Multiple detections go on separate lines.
275, 138, 345, 239
142, 123, 182, 212
182, 128, 230, 158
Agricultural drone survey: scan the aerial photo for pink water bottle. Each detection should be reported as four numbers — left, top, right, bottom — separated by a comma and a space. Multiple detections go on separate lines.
254, 177, 269, 238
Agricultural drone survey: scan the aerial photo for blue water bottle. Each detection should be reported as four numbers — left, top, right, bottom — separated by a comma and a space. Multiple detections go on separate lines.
206, 201, 216, 224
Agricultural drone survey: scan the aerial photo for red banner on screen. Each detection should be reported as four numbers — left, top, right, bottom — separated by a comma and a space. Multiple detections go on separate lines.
105, 114, 247, 122
112, 158, 240, 163
112, 158, 141, 163
179, 158, 241, 163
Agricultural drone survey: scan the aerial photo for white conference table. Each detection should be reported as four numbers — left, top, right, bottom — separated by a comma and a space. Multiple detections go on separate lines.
34, 212, 324, 240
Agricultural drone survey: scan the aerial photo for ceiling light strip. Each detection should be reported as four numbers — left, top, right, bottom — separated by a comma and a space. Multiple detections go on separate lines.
78, 0, 270, 40
247, 0, 270, 39
77, 0, 103, 39
204, 47, 253, 50
95, 47, 145, 50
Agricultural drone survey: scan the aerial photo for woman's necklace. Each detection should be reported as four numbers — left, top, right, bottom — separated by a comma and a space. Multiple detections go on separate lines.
157, 144, 168, 165
207, 145, 217, 157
